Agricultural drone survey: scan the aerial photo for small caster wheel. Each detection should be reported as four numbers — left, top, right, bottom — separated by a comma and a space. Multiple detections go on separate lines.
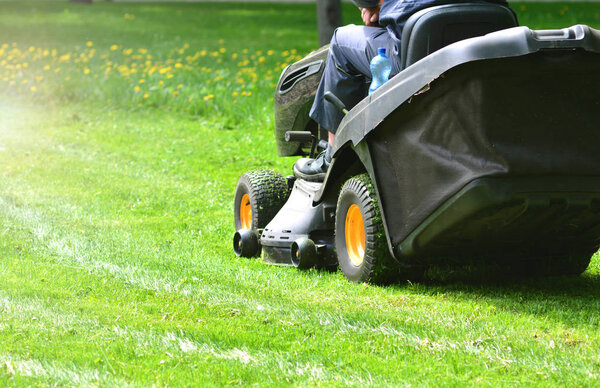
233, 229, 260, 258
290, 237, 318, 270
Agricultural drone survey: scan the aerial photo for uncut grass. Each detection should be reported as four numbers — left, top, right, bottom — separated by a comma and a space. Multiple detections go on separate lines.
2, 1, 600, 386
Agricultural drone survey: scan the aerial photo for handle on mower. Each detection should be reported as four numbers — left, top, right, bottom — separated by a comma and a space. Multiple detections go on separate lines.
285, 131, 327, 159
324, 91, 348, 115
285, 131, 314, 143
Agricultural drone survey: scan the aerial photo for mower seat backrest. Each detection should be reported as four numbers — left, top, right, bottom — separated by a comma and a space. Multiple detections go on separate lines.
400, 3, 518, 70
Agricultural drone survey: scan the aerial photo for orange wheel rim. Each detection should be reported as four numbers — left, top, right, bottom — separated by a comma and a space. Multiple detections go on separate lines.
240, 193, 252, 230
345, 204, 365, 266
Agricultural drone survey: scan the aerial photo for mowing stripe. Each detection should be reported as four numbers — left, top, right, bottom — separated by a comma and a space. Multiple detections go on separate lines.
0, 291, 334, 381
0, 354, 131, 386
0, 189, 590, 384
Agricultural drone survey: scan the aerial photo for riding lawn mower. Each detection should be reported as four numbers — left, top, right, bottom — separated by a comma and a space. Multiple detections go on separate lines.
233, 3, 600, 284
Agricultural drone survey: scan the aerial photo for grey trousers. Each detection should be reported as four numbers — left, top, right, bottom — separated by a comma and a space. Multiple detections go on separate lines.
308, 24, 402, 134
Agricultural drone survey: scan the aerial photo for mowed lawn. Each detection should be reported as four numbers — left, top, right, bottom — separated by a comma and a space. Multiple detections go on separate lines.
1, 1, 600, 386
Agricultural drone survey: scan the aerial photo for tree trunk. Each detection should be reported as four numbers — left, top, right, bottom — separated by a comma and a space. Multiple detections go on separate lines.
316, 0, 342, 46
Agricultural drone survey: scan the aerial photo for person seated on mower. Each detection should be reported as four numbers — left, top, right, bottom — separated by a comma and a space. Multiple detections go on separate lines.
293, 0, 511, 181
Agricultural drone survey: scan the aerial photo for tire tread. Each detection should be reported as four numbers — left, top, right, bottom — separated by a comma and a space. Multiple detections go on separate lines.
234, 169, 288, 231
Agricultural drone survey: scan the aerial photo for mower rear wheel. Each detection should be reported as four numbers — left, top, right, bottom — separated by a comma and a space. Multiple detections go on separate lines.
234, 169, 289, 232
335, 174, 401, 284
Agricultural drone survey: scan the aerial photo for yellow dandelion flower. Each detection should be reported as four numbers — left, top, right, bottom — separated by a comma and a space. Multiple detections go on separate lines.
219, 47, 226, 54
35, 75, 43, 82
138, 48, 147, 54
177, 84, 182, 89
188, 97, 193, 102
232, 91, 238, 96
139, 79, 145, 84
30, 86, 37, 92
134, 86, 140, 92
159, 80, 164, 86
86, 41, 93, 47
175, 63, 182, 68
267, 50, 274, 56
233, 100, 237, 104
172, 91, 179, 97
143, 93, 149, 98
110, 45, 119, 51
28, 46, 35, 52
218, 39, 225, 44
83, 68, 91, 75
43, 65, 51, 71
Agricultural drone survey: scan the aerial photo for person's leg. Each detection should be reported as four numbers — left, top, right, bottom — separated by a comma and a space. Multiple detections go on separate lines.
294, 25, 398, 181
309, 24, 397, 136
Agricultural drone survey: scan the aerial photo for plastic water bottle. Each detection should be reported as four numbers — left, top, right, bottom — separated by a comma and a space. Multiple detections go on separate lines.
368, 48, 392, 95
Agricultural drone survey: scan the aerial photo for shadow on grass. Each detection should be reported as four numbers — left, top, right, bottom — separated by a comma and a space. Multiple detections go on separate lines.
397, 261, 600, 328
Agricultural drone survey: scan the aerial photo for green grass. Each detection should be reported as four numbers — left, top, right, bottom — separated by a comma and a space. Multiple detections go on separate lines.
1, 1, 600, 386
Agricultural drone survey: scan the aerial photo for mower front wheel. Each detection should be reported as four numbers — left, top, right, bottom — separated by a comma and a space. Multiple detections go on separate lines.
234, 169, 289, 233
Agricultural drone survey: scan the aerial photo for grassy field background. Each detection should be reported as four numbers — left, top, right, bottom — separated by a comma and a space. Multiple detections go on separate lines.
2, 1, 600, 386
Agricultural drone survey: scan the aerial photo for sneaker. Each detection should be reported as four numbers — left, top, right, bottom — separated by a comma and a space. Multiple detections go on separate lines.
293, 150, 331, 182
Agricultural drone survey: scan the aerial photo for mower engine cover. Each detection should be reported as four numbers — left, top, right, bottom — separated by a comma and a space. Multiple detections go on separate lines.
274, 45, 328, 157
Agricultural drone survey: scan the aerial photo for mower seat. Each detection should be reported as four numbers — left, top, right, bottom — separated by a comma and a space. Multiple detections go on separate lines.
400, 3, 518, 70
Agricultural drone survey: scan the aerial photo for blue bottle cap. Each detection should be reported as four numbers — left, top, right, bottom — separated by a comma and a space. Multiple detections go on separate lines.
377, 48, 386, 56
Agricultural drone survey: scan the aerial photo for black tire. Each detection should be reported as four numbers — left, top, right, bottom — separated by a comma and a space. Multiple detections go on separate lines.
233, 229, 260, 258
335, 174, 403, 284
234, 169, 289, 232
